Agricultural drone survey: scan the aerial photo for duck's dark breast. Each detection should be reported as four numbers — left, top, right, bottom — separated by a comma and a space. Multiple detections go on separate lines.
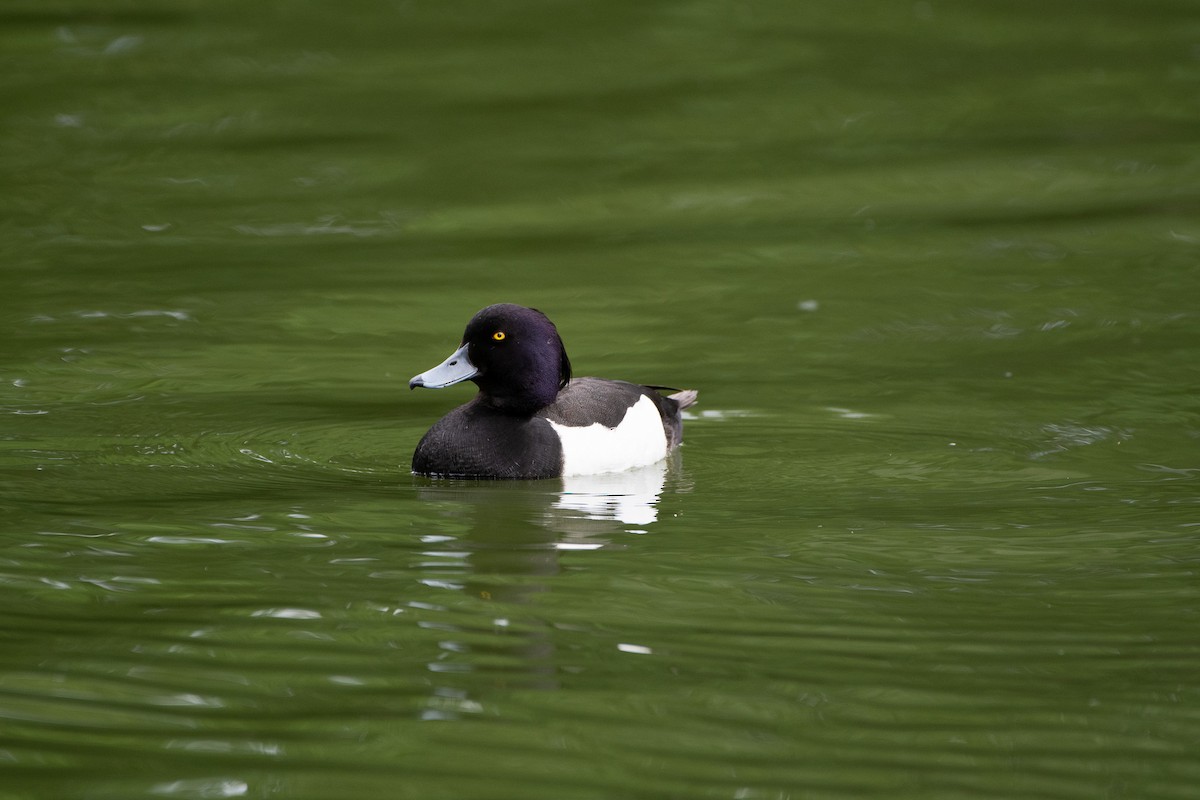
412, 402, 563, 479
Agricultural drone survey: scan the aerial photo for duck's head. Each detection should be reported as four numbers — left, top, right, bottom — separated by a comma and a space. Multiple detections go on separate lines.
409, 304, 572, 414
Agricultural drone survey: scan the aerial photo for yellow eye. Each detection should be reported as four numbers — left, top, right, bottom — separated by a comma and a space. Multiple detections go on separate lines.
492, 331, 506, 342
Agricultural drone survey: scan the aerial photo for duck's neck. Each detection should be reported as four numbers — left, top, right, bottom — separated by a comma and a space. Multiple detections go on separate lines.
473, 385, 557, 416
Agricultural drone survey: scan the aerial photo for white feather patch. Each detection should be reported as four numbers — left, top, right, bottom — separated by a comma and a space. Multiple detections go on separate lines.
548, 394, 668, 476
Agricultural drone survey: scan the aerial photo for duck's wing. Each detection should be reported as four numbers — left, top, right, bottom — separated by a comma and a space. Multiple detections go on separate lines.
542, 378, 696, 450
541, 377, 646, 428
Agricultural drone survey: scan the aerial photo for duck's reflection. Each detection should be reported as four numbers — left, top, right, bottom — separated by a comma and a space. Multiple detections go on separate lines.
552, 460, 669, 532
410, 456, 683, 705
415, 455, 677, 547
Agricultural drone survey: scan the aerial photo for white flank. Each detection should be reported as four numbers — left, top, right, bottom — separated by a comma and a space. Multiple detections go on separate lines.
548, 394, 668, 476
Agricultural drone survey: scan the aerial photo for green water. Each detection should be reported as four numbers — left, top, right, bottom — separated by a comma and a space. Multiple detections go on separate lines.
4, 1, 1200, 798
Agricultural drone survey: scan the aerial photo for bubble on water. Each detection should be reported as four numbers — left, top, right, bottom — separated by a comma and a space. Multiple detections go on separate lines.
249, 608, 322, 620
103, 35, 143, 56
150, 778, 248, 798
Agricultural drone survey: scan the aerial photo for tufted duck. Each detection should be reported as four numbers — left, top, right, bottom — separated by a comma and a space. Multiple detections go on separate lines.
409, 304, 697, 479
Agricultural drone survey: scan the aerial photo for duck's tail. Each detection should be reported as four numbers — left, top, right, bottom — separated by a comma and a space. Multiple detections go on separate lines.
667, 388, 698, 410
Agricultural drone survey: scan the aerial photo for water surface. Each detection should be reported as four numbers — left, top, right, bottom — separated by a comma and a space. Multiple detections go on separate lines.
3, 1, 1199, 798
